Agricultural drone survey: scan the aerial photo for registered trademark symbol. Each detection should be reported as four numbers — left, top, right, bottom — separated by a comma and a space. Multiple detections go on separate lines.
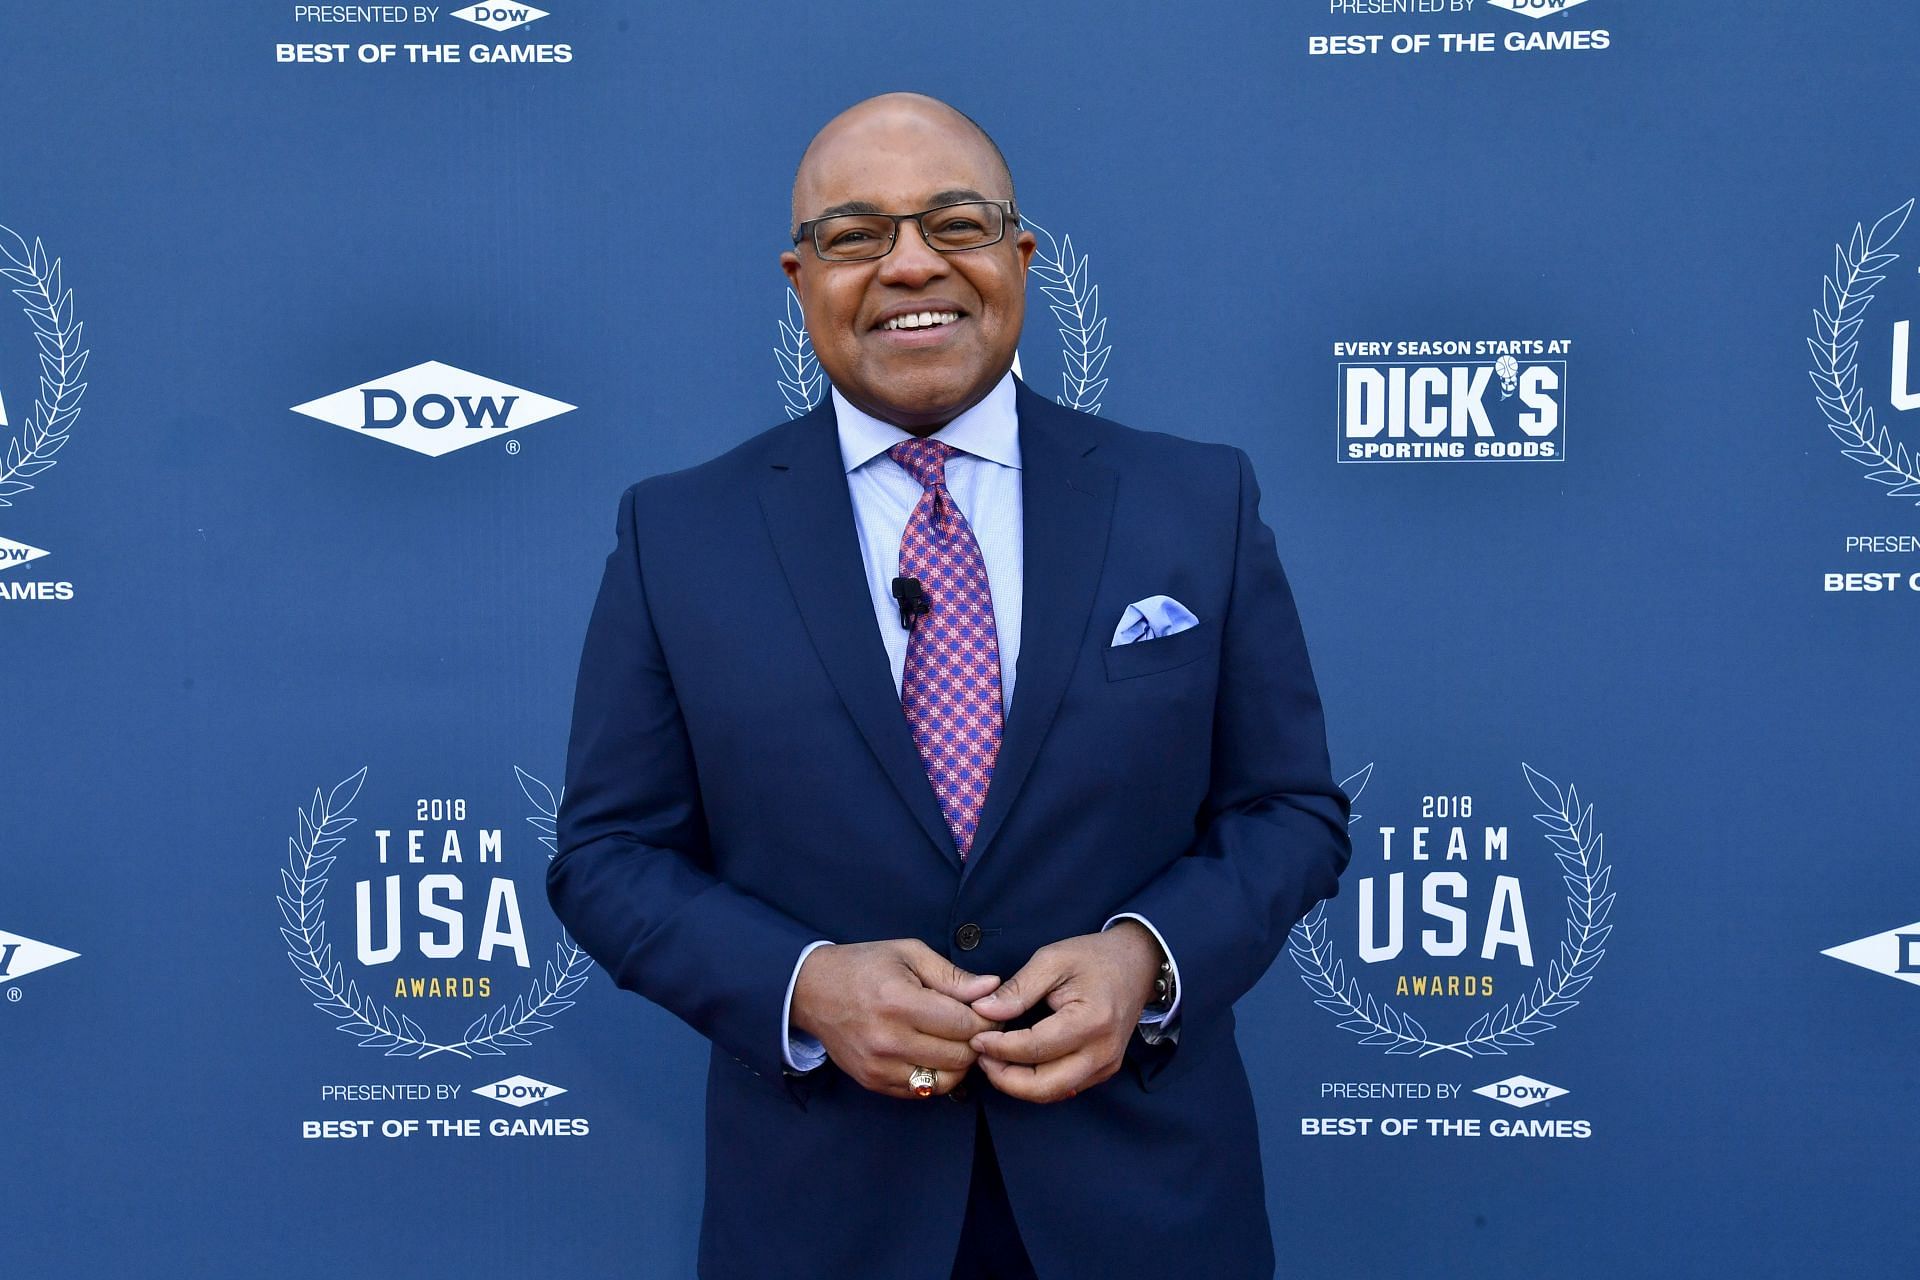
505, 439, 521, 455
7, 987, 20, 1002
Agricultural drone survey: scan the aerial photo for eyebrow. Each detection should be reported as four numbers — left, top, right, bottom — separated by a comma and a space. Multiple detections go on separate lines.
808, 188, 993, 220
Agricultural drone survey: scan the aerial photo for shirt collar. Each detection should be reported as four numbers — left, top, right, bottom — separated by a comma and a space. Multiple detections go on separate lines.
832, 369, 1021, 474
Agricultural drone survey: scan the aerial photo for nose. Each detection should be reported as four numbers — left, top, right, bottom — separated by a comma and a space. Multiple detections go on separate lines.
876, 216, 951, 286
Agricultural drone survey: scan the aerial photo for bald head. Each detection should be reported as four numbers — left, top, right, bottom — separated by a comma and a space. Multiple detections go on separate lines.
790, 92, 1015, 237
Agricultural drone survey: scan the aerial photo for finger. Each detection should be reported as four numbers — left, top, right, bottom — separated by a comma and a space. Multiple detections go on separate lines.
976, 1046, 1103, 1104
926, 1065, 968, 1098
970, 1001, 1096, 1065
878, 1030, 978, 1074
892, 984, 1000, 1042
969, 952, 1066, 1022
864, 1059, 969, 1100
897, 940, 1001, 1004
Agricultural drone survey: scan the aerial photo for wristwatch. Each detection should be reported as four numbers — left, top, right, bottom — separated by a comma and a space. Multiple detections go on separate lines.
1145, 950, 1176, 1015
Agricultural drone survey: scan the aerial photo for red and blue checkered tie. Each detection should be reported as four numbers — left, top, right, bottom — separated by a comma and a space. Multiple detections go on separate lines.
888, 438, 1004, 859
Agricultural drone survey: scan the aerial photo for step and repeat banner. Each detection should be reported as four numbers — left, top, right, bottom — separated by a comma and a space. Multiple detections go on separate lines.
3, 2, 1916, 1276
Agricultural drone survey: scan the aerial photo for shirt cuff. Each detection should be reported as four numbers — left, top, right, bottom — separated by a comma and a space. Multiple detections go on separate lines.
782, 939, 835, 1073
1102, 912, 1181, 1044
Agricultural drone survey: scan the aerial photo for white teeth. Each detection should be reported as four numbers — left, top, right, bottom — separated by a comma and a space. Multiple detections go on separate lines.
883, 310, 960, 331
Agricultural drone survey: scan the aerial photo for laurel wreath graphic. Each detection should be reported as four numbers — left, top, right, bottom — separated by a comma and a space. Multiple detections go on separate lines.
776, 288, 824, 420
278, 767, 592, 1059
1810, 199, 1920, 503
0, 225, 89, 509
1288, 764, 1613, 1058
774, 216, 1112, 417
1022, 218, 1111, 415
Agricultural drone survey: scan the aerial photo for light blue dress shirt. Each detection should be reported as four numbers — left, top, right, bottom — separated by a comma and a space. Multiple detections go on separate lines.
781, 371, 1182, 1073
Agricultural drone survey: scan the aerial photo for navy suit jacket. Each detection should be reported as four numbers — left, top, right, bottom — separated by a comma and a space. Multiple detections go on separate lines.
549, 374, 1351, 1279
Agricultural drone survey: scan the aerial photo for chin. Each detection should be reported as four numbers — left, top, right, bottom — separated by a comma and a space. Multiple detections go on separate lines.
856, 367, 980, 422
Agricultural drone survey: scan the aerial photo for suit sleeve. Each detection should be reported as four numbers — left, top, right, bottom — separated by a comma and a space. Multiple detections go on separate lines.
548, 482, 828, 1081
1113, 446, 1352, 1037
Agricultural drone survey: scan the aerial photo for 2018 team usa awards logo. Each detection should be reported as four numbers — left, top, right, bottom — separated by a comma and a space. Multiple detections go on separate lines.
1290, 763, 1614, 1056
277, 765, 590, 1058
1810, 199, 1920, 504
0, 221, 90, 603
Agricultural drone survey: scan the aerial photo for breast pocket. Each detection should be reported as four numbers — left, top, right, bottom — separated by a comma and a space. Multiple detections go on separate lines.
1102, 617, 1216, 681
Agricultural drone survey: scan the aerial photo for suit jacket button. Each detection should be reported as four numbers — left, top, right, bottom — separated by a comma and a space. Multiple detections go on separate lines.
949, 1082, 970, 1102
954, 923, 982, 951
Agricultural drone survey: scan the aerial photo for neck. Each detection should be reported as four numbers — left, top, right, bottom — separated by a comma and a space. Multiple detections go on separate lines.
896, 419, 953, 439
838, 368, 1008, 436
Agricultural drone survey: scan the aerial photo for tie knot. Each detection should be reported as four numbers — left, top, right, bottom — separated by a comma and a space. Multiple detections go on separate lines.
888, 438, 956, 492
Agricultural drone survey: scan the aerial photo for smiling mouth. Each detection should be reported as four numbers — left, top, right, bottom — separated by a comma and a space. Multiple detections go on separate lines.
878, 310, 963, 332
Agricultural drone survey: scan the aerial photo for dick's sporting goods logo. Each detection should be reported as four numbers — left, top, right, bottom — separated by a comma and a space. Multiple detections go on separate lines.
1336, 339, 1570, 463
291, 361, 575, 458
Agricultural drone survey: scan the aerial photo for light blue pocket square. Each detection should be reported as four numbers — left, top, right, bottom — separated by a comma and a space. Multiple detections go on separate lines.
1111, 594, 1200, 646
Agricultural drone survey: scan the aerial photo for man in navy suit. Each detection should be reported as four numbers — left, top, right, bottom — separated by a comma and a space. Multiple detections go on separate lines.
549, 92, 1350, 1279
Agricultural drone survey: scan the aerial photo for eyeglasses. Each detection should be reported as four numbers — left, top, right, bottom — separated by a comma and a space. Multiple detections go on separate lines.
793, 199, 1018, 263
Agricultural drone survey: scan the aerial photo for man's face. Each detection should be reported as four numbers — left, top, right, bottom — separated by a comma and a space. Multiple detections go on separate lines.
781, 105, 1037, 431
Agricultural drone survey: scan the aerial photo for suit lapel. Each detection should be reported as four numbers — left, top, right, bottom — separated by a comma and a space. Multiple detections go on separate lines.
755, 379, 1117, 878
963, 379, 1116, 875
757, 398, 963, 868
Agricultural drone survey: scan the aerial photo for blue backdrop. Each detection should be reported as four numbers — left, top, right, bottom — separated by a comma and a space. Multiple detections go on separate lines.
4, 1, 1917, 1275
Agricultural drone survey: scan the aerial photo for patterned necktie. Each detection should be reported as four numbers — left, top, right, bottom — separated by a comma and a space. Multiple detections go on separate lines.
888, 438, 1004, 859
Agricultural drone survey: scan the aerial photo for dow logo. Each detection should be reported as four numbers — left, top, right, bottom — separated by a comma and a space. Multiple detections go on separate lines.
1487, 0, 1593, 17
0, 534, 50, 572
1474, 1075, 1569, 1109
291, 361, 575, 458
451, 3, 549, 31
476, 1075, 567, 1108
1823, 920, 1920, 988
0, 928, 81, 987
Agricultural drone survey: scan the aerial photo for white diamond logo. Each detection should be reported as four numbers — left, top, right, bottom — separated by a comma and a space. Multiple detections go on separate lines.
1487, 0, 1593, 18
1473, 1075, 1568, 1109
450, 3, 550, 32
476, 1075, 568, 1108
1822, 920, 1920, 988
291, 361, 576, 458
0, 929, 81, 985
0, 535, 50, 574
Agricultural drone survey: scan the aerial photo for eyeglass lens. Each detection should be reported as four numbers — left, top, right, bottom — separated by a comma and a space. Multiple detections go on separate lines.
813, 202, 1004, 261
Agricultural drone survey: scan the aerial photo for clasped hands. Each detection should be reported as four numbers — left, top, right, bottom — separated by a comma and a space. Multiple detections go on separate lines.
789, 922, 1164, 1103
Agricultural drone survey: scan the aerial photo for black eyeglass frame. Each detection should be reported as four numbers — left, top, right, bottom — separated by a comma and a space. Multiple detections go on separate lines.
791, 198, 1021, 262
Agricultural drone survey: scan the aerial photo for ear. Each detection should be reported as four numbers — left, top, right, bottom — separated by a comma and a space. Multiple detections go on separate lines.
1013, 229, 1037, 277
780, 249, 803, 288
